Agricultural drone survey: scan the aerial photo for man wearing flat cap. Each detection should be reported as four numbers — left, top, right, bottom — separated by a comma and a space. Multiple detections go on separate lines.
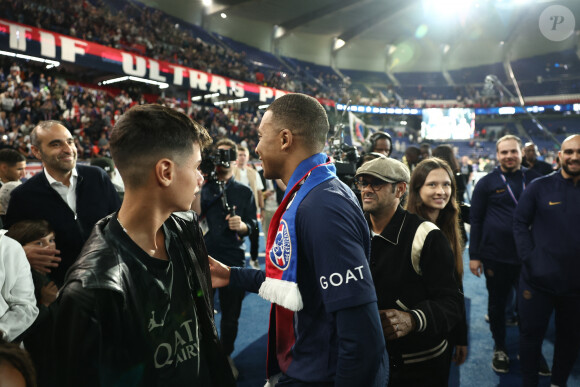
355, 157, 464, 387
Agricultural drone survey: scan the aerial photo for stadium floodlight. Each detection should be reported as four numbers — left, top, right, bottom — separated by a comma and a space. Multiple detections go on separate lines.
415, 24, 428, 39
192, 94, 219, 102
333, 38, 346, 51
274, 25, 286, 39
101, 76, 129, 85
386, 45, 397, 55
0, 50, 60, 69
498, 107, 516, 115
101, 75, 169, 89
214, 97, 249, 106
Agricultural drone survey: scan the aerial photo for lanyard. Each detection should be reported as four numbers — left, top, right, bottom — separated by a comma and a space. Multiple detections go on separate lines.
499, 172, 525, 205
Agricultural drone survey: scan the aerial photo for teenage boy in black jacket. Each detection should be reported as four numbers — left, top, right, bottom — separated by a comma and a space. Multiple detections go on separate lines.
52, 105, 235, 387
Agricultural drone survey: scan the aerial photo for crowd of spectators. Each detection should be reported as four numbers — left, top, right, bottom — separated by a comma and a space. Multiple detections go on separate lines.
0, 0, 341, 99
354, 83, 503, 109
0, 0, 570, 167
3, 0, 578, 110
2, 0, 249, 81
0, 58, 264, 162
1, 55, 567, 177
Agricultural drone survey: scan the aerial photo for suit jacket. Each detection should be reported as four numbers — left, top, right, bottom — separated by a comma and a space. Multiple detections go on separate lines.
5, 165, 121, 286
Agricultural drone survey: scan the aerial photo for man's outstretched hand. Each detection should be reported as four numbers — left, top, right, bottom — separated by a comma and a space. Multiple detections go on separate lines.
208, 256, 231, 288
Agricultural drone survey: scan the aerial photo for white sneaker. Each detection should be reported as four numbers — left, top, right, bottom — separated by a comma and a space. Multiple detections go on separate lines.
249, 259, 260, 270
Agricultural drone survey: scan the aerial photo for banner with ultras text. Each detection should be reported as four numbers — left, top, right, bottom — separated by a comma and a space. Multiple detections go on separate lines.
0, 18, 288, 102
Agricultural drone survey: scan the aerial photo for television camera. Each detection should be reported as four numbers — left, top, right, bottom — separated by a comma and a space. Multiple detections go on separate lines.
200, 147, 238, 216
328, 101, 360, 187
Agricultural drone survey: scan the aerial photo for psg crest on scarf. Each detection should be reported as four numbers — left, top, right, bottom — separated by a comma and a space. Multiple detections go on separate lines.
270, 220, 292, 270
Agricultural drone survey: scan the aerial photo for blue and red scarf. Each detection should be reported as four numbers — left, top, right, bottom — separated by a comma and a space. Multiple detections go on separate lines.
258, 153, 336, 311
259, 153, 337, 376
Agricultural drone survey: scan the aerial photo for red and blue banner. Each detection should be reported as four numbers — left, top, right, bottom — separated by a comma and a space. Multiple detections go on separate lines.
0, 19, 288, 103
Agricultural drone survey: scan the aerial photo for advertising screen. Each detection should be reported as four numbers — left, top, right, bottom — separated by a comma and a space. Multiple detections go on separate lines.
421, 108, 475, 140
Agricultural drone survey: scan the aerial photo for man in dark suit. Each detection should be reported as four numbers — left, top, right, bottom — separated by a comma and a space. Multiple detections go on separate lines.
5, 120, 120, 286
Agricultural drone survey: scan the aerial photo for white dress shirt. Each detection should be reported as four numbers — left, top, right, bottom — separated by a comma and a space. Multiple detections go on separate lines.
44, 168, 78, 216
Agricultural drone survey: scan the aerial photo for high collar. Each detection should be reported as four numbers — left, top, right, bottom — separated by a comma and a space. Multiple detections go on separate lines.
555, 169, 579, 186
286, 153, 329, 193
368, 206, 407, 246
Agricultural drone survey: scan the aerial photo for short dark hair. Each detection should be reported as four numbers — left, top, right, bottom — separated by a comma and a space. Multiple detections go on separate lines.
267, 93, 329, 151
406, 146, 420, 155
216, 138, 237, 150
110, 104, 211, 188
6, 220, 54, 246
30, 120, 65, 147
432, 144, 459, 173
0, 149, 25, 165
215, 138, 238, 159
366, 131, 392, 156
0, 338, 37, 387
406, 146, 421, 160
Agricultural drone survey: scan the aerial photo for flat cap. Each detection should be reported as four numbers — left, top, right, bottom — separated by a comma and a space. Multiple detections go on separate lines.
355, 157, 410, 183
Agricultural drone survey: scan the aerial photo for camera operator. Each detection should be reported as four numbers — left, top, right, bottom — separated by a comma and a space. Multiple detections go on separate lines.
192, 138, 257, 379
364, 131, 393, 158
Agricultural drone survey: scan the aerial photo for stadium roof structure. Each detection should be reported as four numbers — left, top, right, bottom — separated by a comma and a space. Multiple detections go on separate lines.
141, 0, 580, 73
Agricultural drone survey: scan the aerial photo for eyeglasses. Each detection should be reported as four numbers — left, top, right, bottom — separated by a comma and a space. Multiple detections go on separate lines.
355, 178, 389, 191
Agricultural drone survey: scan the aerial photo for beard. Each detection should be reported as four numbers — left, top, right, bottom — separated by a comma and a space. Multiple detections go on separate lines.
362, 202, 378, 214
562, 162, 580, 176
500, 160, 519, 173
